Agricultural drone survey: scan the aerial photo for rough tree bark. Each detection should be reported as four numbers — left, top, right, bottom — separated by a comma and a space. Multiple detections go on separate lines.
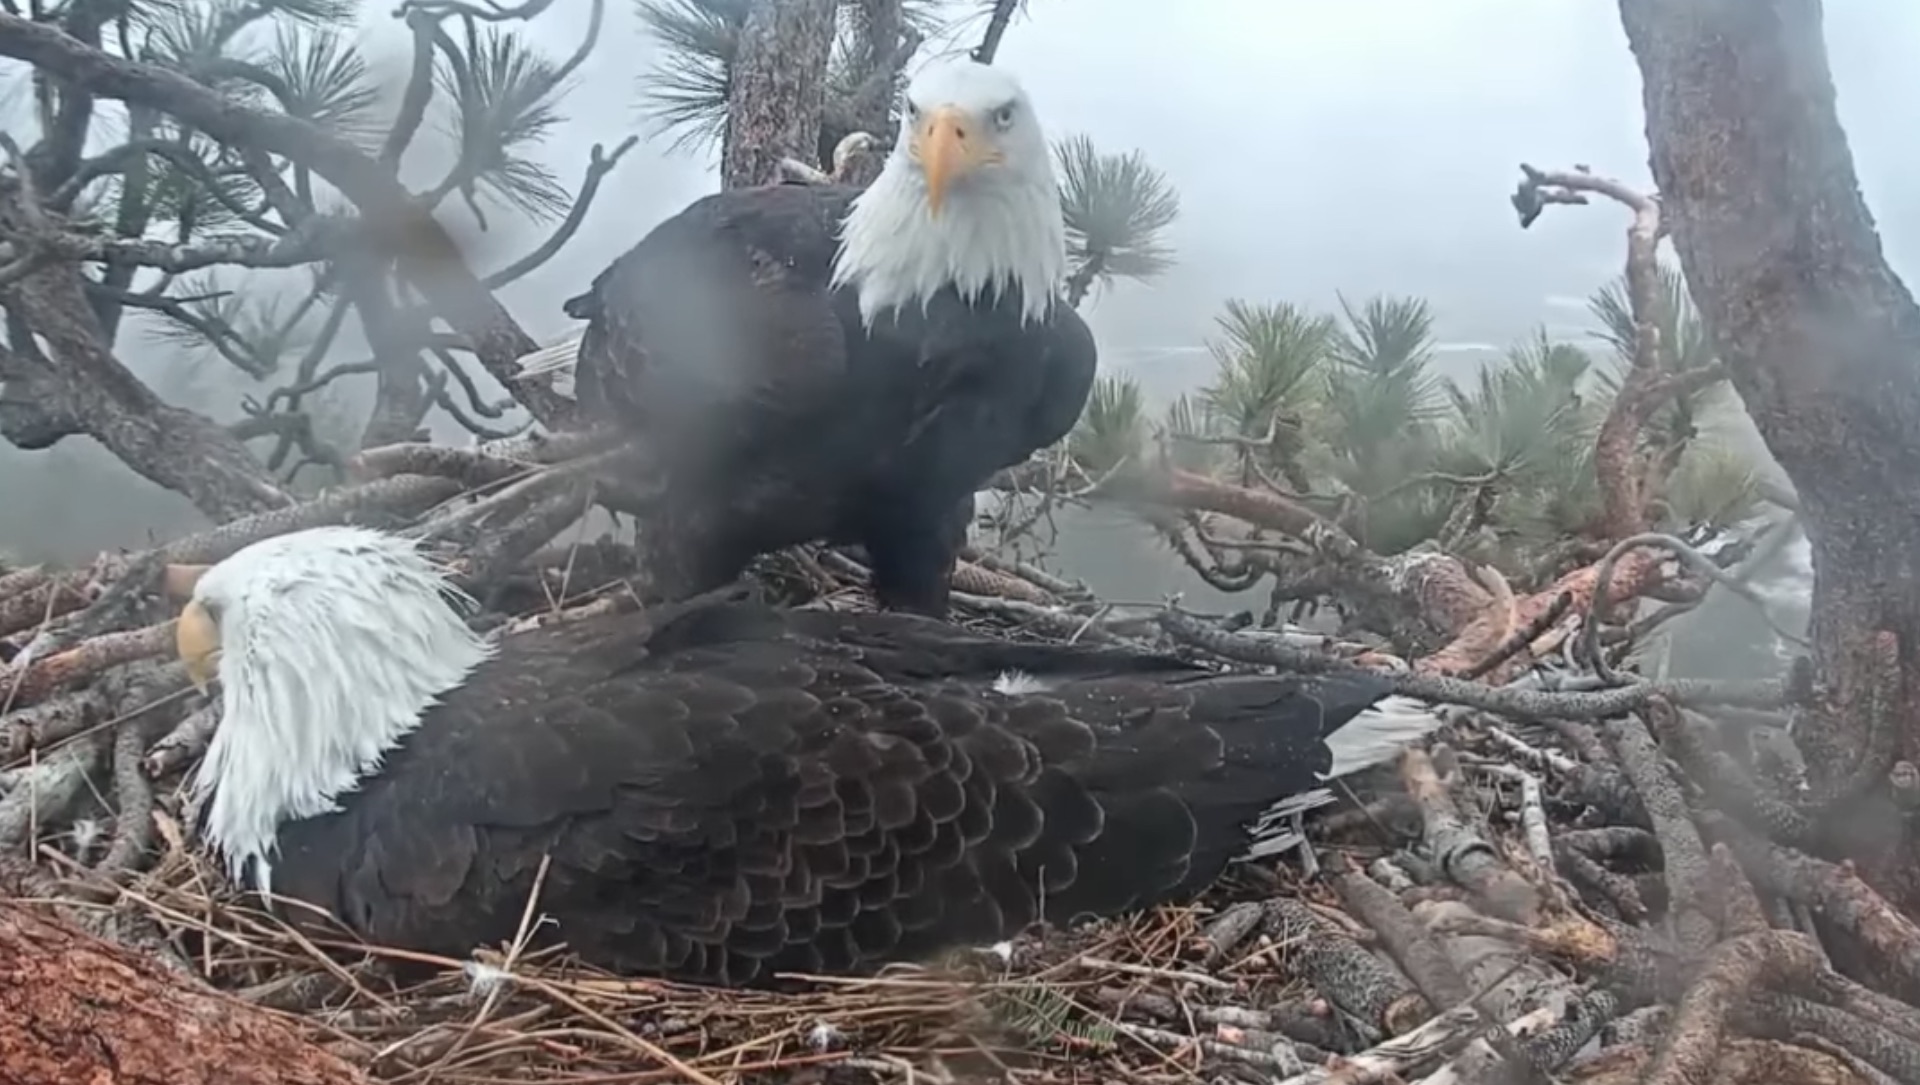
722, 0, 838, 190
336, 250, 436, 449
0, 192, 291, 520
0, 899, 367, 1084
1617, 0, 1920, 899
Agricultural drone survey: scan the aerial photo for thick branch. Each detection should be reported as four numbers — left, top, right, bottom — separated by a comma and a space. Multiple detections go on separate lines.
1641, 931, 1828, 1085
0, 898, 368, 1084
83, 104, 158, 339
0, 340, 81, 448
1, 199, 290, 519
1417, 545, 1668, 678
25, 213, 342, 273
338, 254, 432, 450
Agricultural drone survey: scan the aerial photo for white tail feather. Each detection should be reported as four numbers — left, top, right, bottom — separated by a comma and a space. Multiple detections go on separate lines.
513, 330, 584, 381
1239, 822, 1312, 861
1320, 694, 1444, 780
992, 670, 1057, 696
1238, 694, 1446, 862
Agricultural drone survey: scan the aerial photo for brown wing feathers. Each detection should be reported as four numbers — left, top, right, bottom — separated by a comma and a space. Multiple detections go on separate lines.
278, 603, 1399, 986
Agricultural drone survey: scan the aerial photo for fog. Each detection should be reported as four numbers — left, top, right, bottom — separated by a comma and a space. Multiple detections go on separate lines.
5, 0, 1900, 674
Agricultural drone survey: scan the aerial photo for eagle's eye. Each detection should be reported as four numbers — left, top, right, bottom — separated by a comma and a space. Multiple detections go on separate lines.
990, 103, 1016, 130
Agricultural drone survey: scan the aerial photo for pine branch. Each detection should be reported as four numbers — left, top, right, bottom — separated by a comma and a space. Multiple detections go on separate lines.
0, 9, 573, 427
86, 283, 274, 378
15, 213, 348, 274
396, 0, 558, 21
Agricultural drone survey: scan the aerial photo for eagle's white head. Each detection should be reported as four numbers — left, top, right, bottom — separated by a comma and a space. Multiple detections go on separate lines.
171, 525, 493, 896
831, 59, 1067, 328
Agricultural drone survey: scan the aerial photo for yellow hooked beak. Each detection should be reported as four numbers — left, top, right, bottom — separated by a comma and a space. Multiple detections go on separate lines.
176, 600, 220, 694
913, 105, 1000, 217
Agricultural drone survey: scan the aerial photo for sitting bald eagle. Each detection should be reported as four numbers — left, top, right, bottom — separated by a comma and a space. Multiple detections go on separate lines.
171, 527, 1443, 986
519, 60, 1095, 618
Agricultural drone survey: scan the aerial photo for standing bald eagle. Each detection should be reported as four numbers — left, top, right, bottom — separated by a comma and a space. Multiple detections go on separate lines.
172, 526, 1444, 986
524, 60, 1094, 617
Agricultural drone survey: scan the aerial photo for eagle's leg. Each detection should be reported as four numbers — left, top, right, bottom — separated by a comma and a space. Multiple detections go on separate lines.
638, 490, 761, 601
857, 494, 973, 619
863, 525, 957, 617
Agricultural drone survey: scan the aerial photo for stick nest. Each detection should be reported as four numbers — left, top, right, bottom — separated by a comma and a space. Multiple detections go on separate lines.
0, 437, 1910, 1085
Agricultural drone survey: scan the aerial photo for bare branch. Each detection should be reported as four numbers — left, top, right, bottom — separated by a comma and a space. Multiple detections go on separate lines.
26, 216, 341, 272
1514, 163, 1683, 538
971, 0, 1021, 64
481, 136, 637, 289
227, 412, 348, 478
397, 0, 557, 22
549, 0, 604, 84
255, 358, 380, 410
383, 9, 439, 166
426, 363, 523, 440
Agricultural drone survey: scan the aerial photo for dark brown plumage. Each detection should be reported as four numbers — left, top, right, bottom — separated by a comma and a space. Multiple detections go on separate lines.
263, 593, 1429, 987
560, 180, 1096, 619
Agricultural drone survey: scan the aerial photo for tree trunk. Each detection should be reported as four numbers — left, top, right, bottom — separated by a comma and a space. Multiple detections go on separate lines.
0, 900, 368, 1085
1617, 0, 1920, 898
339, 255, 435, 449
721, 0, 837, 190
